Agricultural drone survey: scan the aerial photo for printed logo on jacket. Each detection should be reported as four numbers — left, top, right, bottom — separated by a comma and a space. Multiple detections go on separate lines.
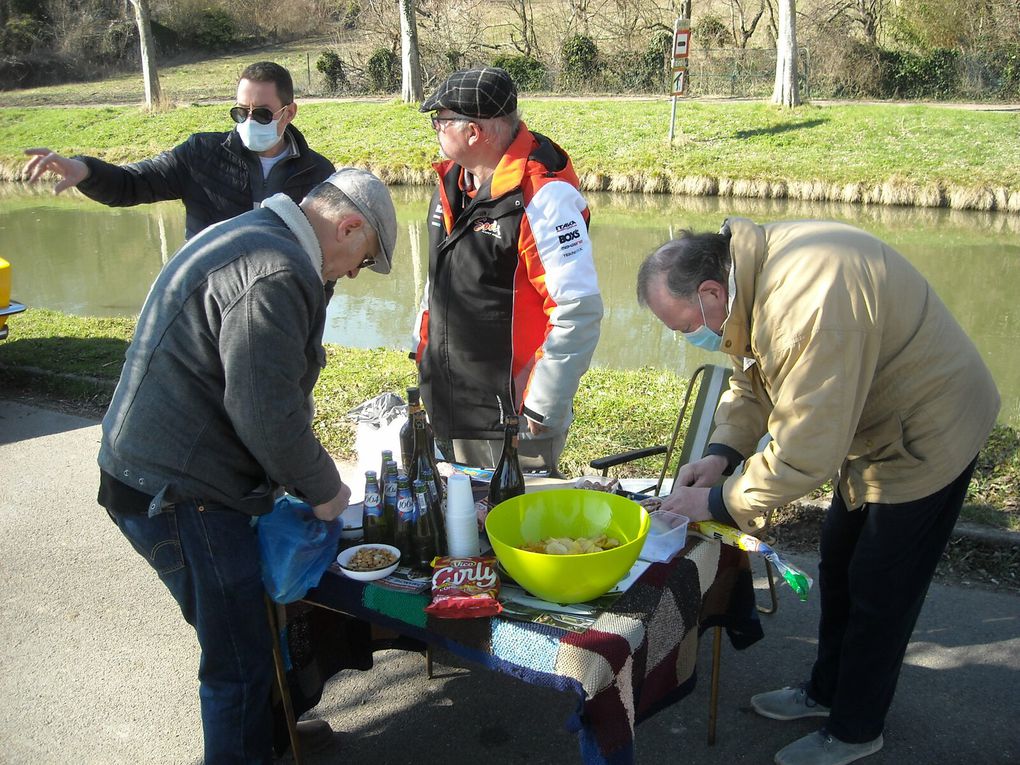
473, 218, 502, 238
555, 219, 582, 254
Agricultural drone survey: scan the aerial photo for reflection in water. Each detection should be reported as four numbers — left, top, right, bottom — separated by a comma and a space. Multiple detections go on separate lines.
1, 186, 1017, 426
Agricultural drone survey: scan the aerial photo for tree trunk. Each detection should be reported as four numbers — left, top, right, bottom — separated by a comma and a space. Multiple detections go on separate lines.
771, 0, 800, 106
128, 0, 162, 109
399, 0, 423, 103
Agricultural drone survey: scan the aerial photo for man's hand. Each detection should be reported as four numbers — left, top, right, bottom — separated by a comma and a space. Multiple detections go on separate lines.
675, 454, 728, 488
313, 483, 351, 522
23, 148, 90, 194
658, 486, 712, 522
525, 417, 549, 437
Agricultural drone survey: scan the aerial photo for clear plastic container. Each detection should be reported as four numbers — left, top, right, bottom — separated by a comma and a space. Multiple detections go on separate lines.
639, 510, 689, 563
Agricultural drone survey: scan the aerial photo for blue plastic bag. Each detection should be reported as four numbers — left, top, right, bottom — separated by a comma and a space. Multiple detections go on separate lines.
257, 494, 342, 604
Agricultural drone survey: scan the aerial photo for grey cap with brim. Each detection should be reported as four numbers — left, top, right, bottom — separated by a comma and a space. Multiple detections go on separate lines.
324, 167, 397, 274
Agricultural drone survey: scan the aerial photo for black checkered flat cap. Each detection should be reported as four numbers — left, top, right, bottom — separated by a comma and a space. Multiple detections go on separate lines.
420, 67, 518, 119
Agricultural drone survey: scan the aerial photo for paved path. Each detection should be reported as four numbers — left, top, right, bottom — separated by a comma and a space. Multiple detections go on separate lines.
1, 399, 1018, 764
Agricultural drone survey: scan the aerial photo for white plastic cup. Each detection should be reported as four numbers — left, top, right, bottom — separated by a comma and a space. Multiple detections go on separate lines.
445, 473, 480, 558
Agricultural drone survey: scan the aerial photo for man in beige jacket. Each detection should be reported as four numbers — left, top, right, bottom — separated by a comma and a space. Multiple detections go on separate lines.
638, 219, 999, 765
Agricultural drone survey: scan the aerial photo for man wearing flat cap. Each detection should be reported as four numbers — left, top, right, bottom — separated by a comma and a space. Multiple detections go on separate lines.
97, 168, 397, 762
413, 66, 603, 474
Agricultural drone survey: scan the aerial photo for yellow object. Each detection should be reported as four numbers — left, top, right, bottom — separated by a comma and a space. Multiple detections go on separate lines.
690, 520, 765, 553
0, 257, 16, 336
485, 489, 650, 604
0, 257, 27, 339
0, 257, 11, 310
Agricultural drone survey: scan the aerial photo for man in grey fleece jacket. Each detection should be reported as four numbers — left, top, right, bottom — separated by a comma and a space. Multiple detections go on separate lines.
97, 168, 396, 764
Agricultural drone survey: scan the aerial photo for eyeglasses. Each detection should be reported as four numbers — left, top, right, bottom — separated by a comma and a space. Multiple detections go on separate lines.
357, 256, 377, 270
430, 114, 474, 130
229, 104, 289, 125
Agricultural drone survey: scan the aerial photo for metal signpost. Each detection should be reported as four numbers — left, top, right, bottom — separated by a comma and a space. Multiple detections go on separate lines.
668, 4, 692, 145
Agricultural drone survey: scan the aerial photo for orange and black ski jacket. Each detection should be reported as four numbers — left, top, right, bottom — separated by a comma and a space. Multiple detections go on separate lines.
414, 124, 603, 442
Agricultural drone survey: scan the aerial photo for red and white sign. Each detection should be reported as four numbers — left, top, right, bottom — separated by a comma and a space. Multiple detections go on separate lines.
673, 28, 691, 59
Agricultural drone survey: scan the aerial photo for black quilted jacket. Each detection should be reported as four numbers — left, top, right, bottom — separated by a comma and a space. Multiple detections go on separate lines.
75, 125, 334, 239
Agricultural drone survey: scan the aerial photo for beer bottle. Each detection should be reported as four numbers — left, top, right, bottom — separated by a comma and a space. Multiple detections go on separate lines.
362, 470, 387, 544
412, 479, 438, 571
380, 449, 394, 480
488, 414, 526, 506
394, 475, 415, 561
382, 459, 399, 537
399, 387, 421, 470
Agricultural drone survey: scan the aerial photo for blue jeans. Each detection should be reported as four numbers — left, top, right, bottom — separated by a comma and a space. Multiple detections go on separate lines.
107, 500, 274, 764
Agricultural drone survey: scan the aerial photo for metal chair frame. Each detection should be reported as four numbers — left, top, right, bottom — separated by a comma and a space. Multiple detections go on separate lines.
588, 363, 779, 744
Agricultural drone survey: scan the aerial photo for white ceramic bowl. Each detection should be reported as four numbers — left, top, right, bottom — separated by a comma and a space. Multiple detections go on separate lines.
336, 543, 401, 581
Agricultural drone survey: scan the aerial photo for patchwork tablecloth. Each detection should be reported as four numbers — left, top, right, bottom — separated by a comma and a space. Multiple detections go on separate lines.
306, 537, 763, 764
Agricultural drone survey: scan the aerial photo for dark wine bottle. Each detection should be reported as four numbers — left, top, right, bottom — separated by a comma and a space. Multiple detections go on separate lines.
399, 387, 420, 470
411, 479, 438, 571
487, 414, 526, 506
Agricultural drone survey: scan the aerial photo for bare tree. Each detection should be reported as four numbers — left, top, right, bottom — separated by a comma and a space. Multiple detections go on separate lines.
822, 0, 885, 46
128, 0, 162, 108
400, 0, 423, 101
501, 0, 540, 56
772, 0, 800, 105
728, 0, 768, 48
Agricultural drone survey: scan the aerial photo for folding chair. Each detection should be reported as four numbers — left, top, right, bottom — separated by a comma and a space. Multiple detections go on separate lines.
587, 363, 778, 744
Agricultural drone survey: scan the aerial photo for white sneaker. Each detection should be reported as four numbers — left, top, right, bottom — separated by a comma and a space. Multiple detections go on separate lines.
775, 729, 884, 765
752, 684, 831, 720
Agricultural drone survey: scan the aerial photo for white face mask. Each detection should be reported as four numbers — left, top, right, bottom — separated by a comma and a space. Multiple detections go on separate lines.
236, 117, 283, 153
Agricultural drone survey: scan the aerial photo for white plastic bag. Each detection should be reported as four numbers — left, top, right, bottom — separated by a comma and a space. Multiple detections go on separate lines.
347, 393, 407, 497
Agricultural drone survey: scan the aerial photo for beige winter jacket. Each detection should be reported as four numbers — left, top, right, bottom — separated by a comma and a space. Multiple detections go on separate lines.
711, 218, 1000, 533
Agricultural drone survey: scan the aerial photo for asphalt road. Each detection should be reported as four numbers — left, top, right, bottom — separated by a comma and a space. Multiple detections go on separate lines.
1, 399, 1018, 764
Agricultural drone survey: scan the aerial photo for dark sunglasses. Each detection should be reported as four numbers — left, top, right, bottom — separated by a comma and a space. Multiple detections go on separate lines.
430, 114, 474, 130
229, 104, 289, 125
358, 257, 377, 270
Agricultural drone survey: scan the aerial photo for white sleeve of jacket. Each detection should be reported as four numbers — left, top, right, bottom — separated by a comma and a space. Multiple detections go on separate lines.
521, 181, 603, 432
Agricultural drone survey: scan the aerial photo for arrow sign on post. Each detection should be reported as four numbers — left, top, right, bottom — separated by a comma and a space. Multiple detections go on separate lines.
671, 67, 688, 96
668, 9, 692, 145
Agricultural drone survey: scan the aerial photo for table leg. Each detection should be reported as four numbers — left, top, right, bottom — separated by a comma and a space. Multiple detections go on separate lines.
707, 625, 722, 746
266, 596, 303, 765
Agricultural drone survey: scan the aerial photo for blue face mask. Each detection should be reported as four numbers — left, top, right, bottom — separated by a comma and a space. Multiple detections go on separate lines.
236, 117, 283, 153
681, 293, 722, 352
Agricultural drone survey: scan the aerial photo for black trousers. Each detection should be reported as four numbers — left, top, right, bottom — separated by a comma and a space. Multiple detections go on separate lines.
808, 459, 977, 743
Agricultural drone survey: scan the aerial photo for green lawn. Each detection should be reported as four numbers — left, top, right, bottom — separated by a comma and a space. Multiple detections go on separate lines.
2, 308, 1017, 530
3, 98, 1018, 207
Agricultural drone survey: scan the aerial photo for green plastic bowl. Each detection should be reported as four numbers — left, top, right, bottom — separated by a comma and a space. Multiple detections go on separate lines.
485, 489, 651, 604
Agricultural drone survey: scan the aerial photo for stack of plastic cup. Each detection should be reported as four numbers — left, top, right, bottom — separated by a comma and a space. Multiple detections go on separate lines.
445, 473, 480, 558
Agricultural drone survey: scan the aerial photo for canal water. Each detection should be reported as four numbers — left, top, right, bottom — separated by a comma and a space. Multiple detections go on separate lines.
2, 185, 1018, 426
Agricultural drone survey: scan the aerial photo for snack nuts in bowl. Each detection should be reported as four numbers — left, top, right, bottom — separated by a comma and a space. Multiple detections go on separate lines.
336, 543, 401, 581
485, 489, 650, 604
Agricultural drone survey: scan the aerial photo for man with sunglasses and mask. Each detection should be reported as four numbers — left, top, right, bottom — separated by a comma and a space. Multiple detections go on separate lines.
24, 61, 333, 241
412, 67, 602, 476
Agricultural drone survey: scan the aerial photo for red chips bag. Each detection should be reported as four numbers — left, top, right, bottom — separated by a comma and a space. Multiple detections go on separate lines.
424, 555, 503, 619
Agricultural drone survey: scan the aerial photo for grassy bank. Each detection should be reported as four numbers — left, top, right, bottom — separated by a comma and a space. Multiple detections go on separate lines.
2, 99, 1019, 211
2, 308, 1017, 530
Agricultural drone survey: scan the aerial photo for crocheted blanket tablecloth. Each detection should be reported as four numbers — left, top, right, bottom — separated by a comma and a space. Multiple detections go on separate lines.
307, 537, 763, 764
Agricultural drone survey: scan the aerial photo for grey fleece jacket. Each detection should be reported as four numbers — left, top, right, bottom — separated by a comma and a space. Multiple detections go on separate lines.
98, 198, 341, 516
